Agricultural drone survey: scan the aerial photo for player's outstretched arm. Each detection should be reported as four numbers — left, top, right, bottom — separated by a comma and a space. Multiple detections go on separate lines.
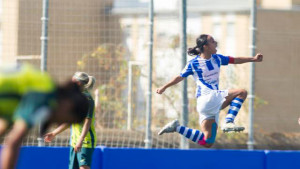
156, 76, 184, 94
232, 53, 263, 64
44, 123, 69, 142
1, 120, 28, 169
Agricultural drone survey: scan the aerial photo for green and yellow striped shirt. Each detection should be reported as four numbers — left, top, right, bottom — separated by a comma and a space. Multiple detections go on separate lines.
0, 64, 56, 127
70, 91, 97, 148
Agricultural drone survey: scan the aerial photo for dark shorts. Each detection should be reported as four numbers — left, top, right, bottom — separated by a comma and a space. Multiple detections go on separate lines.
69, 147, 94, 169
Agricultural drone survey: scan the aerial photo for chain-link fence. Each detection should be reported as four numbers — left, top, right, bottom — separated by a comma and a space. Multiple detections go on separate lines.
1, 0, 300, 149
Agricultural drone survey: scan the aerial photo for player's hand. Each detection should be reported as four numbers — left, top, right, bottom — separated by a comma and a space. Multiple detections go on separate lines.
298, 117, 300, 125
74, 141, 83, 153
44, 132, 56, 142
156, 87, 166, 94
254, 53, 263, 62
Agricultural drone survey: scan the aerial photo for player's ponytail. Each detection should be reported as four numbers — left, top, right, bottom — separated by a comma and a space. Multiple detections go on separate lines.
187, 46, 201, 56
187, 34, 209, 56
84, 76, 96, 90
73, 72, 96, 91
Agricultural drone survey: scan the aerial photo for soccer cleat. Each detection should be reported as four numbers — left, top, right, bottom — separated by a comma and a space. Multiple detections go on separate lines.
158, 119, 180, 135
221, 122, 245, 133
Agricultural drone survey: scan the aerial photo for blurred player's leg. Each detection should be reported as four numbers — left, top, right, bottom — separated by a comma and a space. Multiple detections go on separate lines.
0, 118, 8, 136
1, 120, 28, 169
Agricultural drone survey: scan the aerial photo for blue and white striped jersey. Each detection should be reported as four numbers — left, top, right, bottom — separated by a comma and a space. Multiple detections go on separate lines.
180, 54, 231, 97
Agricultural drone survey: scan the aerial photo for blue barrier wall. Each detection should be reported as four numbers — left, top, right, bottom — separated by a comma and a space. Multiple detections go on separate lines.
102, 148, 265, 169
17, 147, 69, 169
265, 150, 300, 169
0, 146, 299, 169
15, 147, 102, 169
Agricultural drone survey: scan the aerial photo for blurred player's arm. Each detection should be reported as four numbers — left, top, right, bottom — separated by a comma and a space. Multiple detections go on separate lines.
1, 120, 28, 169
0, 118, 9, 136
231, 53, 263, 64
44, 123, 69, 142
156, 76, 184, 94
74, 118, 92, 152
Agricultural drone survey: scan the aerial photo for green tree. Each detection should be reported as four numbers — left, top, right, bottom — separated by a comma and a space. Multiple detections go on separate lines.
77, 44, 128, 129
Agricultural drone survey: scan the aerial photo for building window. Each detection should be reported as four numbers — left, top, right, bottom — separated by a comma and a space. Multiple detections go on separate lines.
226, 22, 235, 56
212, 14, 222, 53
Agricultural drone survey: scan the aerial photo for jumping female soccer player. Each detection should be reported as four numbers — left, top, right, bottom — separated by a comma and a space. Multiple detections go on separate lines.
157, 34, 263, 148
44, 72, 96, 169
0, 64, 89, 169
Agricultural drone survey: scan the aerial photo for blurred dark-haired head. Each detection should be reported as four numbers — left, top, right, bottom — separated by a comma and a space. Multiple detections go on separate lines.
45, 81, 89, 130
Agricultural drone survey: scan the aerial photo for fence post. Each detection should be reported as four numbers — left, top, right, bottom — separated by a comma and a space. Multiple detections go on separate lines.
180, 0, 189, 149
38, 0, 49, 147
145, 0, 154, 149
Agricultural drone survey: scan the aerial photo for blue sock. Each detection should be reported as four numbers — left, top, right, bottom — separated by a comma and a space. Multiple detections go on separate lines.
176, 125, 204, 143
225, 97, 244, 123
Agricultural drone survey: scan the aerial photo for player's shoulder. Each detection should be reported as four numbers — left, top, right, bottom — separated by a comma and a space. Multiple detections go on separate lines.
187, 55, 199, 63
212, 54, 225, 58
83, 91, 95, 102
212, 54, 229, 61
83, 91, 92, 97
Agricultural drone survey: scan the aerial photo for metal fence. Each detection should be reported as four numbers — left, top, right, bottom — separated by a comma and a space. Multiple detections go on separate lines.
1, 0, 299, 149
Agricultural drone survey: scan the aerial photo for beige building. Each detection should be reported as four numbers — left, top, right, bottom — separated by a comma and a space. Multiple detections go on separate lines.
113, 0, 300, 133
1, 0, 121, 83
1, 0, 300, 133
255, 8, 300, 132
261, 0, 300, 9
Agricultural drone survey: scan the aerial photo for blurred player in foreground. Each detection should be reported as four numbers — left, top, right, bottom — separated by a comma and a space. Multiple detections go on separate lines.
157, 34, 263, 148
0, 64, 89, 169
44, 72, 96, 169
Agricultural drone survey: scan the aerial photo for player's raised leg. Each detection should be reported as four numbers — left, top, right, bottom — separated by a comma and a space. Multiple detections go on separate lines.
221, 89, 247, 132
199, 119, 217, 148
158, 119, 217, 148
